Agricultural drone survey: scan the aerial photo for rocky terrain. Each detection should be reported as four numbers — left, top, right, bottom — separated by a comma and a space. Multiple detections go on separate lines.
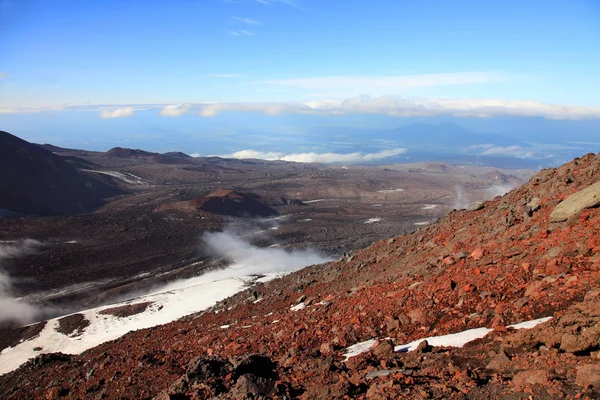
0, 151, 598, 398
0, 132, 530, 318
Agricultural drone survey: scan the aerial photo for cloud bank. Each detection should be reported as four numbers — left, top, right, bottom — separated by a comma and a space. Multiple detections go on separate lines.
159, 104, 191, 117
220, 148, 407, 163
191, 96, 600, 120
99, 107, 135, 119
4, 95, 600, 120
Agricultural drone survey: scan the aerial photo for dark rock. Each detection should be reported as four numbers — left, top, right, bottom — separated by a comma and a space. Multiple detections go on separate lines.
231, 373, 274, 399
233, 354, 276, 379
416, 340, 432, 353
185, 356, 233, 384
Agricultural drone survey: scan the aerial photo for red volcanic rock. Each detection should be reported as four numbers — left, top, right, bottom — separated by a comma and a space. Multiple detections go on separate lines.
576, 364, 600, 387
470, 248, 484, 261
156, 189, 279, 218
512, 369, 551, 390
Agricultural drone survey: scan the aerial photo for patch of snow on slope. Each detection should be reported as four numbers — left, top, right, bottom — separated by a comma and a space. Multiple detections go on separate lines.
377, 188, 404, 193
343, 317, 552, 361
0, 266, 299, 375
344, 339, 377, 360
364, 217, 382, 224
87, 170, 146, 185
290, 302, 306, 311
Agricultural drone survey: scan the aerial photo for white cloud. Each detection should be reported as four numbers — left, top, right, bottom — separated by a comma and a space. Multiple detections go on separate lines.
258, 72, 508, 91
229, 29, 253, 36
221, 148, 407, 164
5, 96, 600, 121
233, 17, 260, 25
194, 96, 600, 120
159, 104, 191, 117
99, 107, 135, 119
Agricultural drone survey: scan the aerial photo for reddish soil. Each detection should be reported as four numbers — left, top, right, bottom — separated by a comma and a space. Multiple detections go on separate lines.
1, 153, 599, 399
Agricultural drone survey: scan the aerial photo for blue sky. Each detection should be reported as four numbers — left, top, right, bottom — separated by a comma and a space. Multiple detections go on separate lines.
1, 0, 599, 162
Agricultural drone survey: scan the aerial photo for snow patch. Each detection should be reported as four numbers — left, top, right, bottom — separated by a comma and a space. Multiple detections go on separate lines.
304, 199, 326, 204
343, 339, 377, 360
364, 217, 382, 224
290, 302, 306, 311
421, 204, 438, 210
377, 188, 404, 193
87, 170, 146, 185
343, 317, 552, 361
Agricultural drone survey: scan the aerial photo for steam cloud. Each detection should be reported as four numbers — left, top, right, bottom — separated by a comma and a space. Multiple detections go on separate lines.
202, 230, 330, 279
453, 185, 470, 210
486, 184, 514, 198
0, 239, 43, 325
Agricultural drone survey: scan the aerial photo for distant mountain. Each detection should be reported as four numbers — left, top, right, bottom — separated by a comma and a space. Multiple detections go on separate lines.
105, 147, 158, 158
156, 189, 279, 217
0, 131, 123, 216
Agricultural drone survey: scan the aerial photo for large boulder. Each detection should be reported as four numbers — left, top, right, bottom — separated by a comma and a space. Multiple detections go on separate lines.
550, 181, 600, 222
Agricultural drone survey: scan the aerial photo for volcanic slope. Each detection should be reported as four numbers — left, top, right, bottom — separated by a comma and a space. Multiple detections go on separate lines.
2, 153, 600, 399
0, 131, 123, 216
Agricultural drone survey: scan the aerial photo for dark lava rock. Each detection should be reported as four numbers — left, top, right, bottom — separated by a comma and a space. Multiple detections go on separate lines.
233, 354, 277, 380
56, 313, 90, 336
231, 373, 275, 399
98, 302, 153, 318
186, 356, 233, 384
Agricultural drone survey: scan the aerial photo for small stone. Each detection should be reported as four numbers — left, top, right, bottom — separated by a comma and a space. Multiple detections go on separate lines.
470, 248, 484, 261
442, 256, 455, 265
416, 340, 432, 353
524, 280, 543, 297
486, 350, 511, 371
319, 342, 333, 354
371, 340, 394, 358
